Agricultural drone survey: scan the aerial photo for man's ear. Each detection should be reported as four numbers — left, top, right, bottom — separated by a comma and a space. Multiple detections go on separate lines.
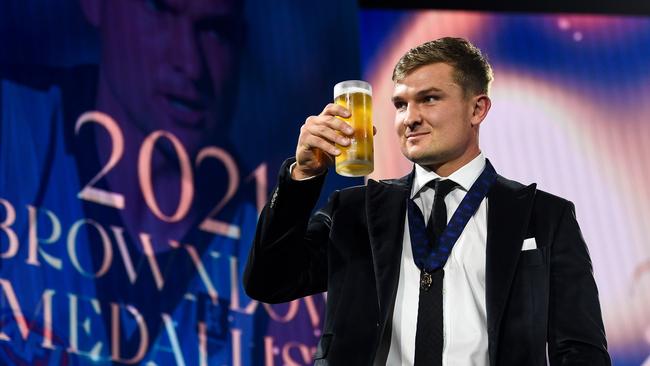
470, 95, 491, 127
80, 0, 102, 27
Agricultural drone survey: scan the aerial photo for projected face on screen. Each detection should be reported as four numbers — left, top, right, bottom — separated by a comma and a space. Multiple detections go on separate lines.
82, 0, 242, 156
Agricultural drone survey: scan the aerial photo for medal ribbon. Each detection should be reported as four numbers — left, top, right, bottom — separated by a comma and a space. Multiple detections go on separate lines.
407, 161, 497, 272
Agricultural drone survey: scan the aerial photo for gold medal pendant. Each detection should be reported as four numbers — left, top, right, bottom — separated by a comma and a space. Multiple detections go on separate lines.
420, 270, 432, 291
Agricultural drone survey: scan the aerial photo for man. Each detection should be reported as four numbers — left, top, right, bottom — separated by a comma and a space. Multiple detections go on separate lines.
244, 37, 610, 365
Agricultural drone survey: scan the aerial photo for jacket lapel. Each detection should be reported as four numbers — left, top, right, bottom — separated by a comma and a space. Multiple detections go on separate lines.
366, 174, 410, 330
485, 175, 537, 365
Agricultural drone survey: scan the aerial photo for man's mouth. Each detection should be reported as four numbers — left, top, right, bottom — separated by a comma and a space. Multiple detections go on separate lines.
406, 132, 429, 140
169, 94, 204, 111
164, 94, 207, 127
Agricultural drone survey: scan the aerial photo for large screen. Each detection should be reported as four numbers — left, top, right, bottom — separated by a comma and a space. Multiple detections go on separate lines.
362, 9, 650, 365
0, 0, 361, 364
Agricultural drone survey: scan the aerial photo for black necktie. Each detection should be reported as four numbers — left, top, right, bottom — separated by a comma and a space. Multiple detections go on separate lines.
414, 179, 458, 366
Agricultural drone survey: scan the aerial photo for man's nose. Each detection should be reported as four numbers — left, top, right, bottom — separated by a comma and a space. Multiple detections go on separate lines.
171, 18, 202, 80
403, 104, 422, 129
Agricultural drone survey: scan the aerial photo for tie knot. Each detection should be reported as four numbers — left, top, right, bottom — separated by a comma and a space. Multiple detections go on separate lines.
430, 179, 458, 198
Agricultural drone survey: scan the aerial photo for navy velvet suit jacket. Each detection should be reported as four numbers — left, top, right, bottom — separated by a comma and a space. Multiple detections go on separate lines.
244, 159, 610, 366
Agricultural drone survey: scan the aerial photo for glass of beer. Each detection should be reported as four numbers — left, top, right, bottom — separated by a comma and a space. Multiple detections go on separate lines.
333, 80, 374, 177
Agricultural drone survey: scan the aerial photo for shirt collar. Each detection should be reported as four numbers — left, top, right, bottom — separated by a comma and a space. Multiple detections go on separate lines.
410, 153, 487, 199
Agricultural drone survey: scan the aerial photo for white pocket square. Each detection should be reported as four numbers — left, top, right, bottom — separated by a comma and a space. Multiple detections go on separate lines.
522, 238, 537, 251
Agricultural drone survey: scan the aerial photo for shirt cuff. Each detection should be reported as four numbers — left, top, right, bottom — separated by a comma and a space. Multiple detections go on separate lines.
289, 162, 325, 181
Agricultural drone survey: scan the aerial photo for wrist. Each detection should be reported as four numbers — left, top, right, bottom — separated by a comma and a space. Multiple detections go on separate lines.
290, 162, 324, 181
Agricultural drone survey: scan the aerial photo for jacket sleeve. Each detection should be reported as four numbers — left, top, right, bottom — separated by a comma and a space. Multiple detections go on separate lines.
243, 158, 336, 304
547, 201, 611, 365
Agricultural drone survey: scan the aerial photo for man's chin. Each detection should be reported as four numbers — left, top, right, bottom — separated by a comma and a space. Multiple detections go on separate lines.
147, 130, 207, 160
404, 148, 431, 164
406, 155, 430, 167
149, 116, 216, 153
177, 134, 211, 157
405, 151, 446, 168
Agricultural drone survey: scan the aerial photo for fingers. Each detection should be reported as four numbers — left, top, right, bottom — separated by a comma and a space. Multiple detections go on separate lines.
293, 103, 356, 177
299, 131, 341, 156
299, 104, 354, 152
318, 104, 354, 135
305, 118, 351, 145
321, 103, 351, 119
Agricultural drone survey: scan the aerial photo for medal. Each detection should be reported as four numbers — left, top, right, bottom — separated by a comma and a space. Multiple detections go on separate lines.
420, 270, 432, 291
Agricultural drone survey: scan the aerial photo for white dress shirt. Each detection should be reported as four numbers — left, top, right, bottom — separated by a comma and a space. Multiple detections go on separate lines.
386, 153, 489, 366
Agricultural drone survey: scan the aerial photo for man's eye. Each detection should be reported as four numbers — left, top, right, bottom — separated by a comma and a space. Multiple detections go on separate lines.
199, 18, 244, 44
394, 102, 406, 110
205, 27, 227, 41
424, 96, 439, 103
145, 0, 169, 12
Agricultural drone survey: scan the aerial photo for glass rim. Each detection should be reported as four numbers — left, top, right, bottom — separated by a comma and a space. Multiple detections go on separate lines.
334, 80, 372, 98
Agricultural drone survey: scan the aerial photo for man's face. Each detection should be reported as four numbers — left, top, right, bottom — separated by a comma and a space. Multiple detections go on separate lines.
99, 0, 241, 154
392, 62, 483, 171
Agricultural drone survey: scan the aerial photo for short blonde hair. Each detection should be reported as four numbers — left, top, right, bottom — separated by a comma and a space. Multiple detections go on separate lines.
392, 37, 493, 96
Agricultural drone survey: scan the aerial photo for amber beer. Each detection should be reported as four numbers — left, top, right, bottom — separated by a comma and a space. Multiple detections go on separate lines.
333, 80, 373, 176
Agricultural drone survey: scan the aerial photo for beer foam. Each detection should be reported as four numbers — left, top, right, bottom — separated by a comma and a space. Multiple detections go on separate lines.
333, 86, 372, 98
